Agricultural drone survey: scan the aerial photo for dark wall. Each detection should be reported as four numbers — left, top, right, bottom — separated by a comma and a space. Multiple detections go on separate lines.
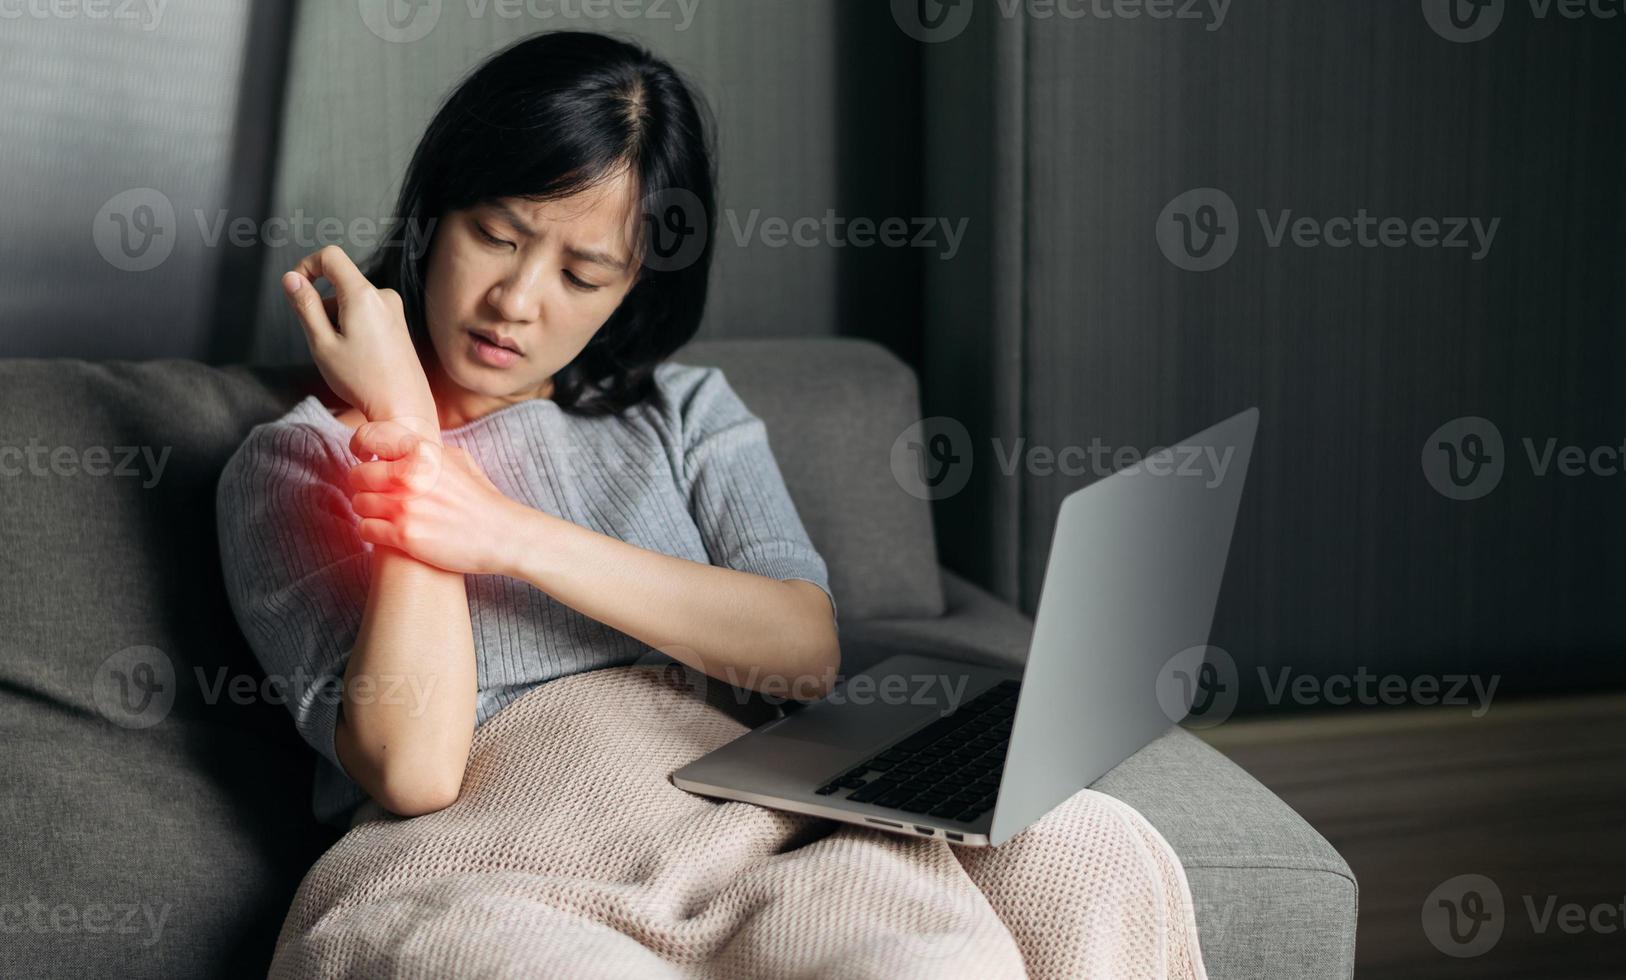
923, 1, 1626, 710
0, 0, 288, 361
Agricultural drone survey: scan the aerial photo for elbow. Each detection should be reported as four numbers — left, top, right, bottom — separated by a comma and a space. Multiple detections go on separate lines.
798, 635, 842, 702
336, 708, 471, 815
336, 716, 466, 817
373, 766, 463, 817
782, 581, 840, 700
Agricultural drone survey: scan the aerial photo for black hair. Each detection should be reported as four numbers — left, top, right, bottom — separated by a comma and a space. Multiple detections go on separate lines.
366, 31, 718, 417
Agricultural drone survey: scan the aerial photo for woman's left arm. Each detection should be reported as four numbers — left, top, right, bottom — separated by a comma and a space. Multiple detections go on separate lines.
511, 510, 841, 701
346, 421, 841, 701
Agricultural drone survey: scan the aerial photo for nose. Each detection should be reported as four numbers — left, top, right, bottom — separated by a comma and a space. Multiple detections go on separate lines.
487, 263, 545, 324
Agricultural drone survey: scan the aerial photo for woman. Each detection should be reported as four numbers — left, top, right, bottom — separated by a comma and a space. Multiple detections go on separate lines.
216, 31, 840, 828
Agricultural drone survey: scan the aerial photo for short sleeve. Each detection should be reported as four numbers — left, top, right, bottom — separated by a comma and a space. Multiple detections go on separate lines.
214, 419, 370, 821
678, 367, 838, 632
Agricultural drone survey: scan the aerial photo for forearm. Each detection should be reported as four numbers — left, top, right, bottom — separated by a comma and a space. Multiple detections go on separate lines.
335, 550, 477, 814
506, 509, 840, 700
335, 417, 478, 815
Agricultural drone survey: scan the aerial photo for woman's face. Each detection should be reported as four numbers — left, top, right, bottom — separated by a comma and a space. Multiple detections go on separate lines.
421, 171, 642, 404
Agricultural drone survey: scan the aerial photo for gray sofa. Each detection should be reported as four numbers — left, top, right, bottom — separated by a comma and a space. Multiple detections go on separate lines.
0, 338, 1355, 978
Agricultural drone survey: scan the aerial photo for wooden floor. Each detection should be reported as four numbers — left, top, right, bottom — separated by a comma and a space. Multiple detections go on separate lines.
1196, 693, 1626, 979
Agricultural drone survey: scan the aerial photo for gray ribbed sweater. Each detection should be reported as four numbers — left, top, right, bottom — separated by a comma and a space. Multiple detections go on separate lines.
215, 362, 836, 827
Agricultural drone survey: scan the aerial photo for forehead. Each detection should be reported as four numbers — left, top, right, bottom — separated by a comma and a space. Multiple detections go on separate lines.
491, 171, 639, 244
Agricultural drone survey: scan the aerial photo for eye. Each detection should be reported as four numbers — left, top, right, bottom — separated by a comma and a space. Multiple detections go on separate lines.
475, 222, 514, 249
564, 270, 603, 293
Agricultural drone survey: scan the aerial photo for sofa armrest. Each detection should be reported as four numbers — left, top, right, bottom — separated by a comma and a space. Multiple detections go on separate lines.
839, 565, 1359, 979
1096, 729, 1358, 978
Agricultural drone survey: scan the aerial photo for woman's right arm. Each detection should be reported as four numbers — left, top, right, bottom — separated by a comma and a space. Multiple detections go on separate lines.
283, 246, 477, 817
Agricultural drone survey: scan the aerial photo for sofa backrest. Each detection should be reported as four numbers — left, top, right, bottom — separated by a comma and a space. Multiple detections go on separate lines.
0, 358, 336, 980
675, 337, 944, 620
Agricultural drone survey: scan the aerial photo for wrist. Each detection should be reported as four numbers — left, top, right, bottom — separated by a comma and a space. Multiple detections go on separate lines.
366, 376, 437, 428
502, 504, 563, 583
368, 399, 440, 442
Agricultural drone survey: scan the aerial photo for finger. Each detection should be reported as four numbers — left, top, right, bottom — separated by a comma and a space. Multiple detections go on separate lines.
351, 419, 425, 462
356, 517, 404, 552
293, 245, 374, 308
348, 456, 436, 495
349, 492, 400, 520
281, 271, 336, 349
347, 459, 401, 493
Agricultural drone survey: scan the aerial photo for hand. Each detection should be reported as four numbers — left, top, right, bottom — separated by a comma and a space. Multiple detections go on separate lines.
346, 419, 532, 576
283, 245, 436, 429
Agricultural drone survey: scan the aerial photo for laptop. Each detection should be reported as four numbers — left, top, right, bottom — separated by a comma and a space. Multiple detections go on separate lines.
671, 408, 1258, 847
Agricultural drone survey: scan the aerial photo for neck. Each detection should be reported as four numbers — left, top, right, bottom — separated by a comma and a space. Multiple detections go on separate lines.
425, 360, 555, 431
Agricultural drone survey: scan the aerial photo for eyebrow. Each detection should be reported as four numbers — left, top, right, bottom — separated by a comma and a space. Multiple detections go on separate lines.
486, 202, 631, 273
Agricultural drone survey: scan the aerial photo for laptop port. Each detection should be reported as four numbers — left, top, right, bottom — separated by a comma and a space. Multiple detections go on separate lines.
914, 826, 934, 835
945, 832, 964, 842
865, 817, 902, 829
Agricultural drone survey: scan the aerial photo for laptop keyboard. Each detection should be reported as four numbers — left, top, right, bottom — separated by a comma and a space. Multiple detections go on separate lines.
813, 679, 1020, 824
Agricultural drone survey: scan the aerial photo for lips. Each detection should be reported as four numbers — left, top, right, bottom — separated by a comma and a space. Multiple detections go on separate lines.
468, 328, 522, 356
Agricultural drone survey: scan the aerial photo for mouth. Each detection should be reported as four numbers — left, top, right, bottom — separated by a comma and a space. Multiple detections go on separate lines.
468, 328, 523, 356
